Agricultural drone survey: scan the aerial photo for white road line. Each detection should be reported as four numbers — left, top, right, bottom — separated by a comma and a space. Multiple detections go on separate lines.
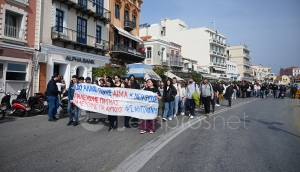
113, 99, 258, 172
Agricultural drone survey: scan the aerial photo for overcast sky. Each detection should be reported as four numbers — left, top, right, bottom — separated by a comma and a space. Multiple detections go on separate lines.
140, 0, 300, 75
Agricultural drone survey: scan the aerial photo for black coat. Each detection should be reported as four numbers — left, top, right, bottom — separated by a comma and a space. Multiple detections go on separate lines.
225, 86, 233, 97
163, 85, 177, 102
45, 79, 59, 96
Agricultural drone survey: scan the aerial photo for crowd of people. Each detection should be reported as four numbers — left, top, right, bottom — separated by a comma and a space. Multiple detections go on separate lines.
45, 73, 296, 134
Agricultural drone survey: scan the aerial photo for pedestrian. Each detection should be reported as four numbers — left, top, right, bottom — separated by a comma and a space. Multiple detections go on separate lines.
67, 75, 80, 126
158, 81, 164, 117
85, 77, 91, 84
261, 83, 267, 98
106, 77, 117, 132
172, 77, 183, 118
290, 85, 297, 99
256, 84, 261, 97
140, 79, 162, 134
180, 82, 187, 115
129, 75, 141, 89
224, 83, 233, 107
45, 74, 60, 121
78, 76, 84, 83
162, 78, 177, 121
273, 83, 279, 99
232, 83, 237, 99
199, 78, 214, 117
185, 77, 200, 118
84, 77, 94, 122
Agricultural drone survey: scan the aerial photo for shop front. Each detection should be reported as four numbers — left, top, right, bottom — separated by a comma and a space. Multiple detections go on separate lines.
39, 44, 110, 93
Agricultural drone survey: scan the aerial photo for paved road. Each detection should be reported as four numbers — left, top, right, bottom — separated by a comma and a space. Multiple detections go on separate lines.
0, 96, 299, 172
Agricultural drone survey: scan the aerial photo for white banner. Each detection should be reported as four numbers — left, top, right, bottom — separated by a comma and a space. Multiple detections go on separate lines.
72, 83, 158, 120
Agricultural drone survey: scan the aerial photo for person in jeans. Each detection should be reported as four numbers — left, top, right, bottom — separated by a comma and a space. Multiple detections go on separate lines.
172, 77, 183, 118
180, 82, 187, 115
199, 78, 214, 117
45, 74, 60, 121
162, 78, 177, 121
185, 78, 200, 119
261, 83, 267, 98
67, 75, 80, 126
272, 83, 279, 99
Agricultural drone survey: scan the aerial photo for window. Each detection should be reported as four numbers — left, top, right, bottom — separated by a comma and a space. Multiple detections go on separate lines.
124, 37, 129, 47
146, 47, 152, 58
96, 25, 102, 43
124, 9, 129, 22
78, 0, 87, 8
114, 29, 120, 45
96, 0, 104, 15
6, 63, 26, 81
132, 15, 136, 28
176, 51, 179, 65
77, 17, 87, 44
115, 4, 120, 19
4, 11, 24, 39
171, 50, 174, 64
55, 9, 64, 32
132, 41, 136, 49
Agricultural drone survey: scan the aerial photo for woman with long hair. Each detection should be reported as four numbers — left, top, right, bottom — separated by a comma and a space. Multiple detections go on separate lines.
180, 82, 187, 115
106, 77, 117, 132
162, 78, 177, 121
140, 79, 162, 134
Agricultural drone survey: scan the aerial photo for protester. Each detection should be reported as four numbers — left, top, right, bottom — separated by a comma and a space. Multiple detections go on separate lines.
93, 80, 99, 85
67, 75, 80, 126
45, 74, 60, 121
199, 78, 214, 117
162, 78, 177, 121
172, 77, 183, 118
180, 82, 186, 116
99, 78, 106, 87
158, 81, 164, 117
141, 81, 147, 90
106, 77, 117, 132
114, 75, 122, 87
273, 83, 279, 99
129, 75, 140, 89
290, 85, 297, 99
140, 79, 162, 134
232, 83, 237, 99
185, 78, 200, 118
261, 83, 267, 98
225, 83, 233, 107
85, 77, 91, 84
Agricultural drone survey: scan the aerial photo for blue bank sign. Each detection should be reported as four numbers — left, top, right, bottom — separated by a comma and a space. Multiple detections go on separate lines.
66, 56, 95, 64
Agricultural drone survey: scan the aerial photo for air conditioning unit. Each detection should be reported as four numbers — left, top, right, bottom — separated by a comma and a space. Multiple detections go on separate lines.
34, 52, 48, 63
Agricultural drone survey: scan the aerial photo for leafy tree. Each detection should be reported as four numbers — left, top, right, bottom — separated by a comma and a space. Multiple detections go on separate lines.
92, 66, 129, 77
153, 67, 168, 80
192, 72, 202, 83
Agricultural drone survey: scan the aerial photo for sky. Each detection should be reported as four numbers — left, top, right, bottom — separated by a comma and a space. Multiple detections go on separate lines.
140, 0, 300, 75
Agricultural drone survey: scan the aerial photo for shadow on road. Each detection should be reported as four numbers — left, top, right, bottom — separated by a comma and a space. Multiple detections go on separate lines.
250, 118, 300, 139
0, 116, 17, 124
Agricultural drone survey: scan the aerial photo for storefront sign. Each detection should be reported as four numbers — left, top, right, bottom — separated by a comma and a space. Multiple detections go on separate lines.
73, 83, 158, 120
66, 56, 95, 64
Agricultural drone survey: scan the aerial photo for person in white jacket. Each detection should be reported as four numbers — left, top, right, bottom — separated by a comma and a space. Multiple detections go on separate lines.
185, 78, 200, 118
172, 77, 183, 118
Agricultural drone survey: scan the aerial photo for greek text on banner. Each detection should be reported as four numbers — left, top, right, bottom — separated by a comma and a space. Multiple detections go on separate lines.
72, 83, 158, 120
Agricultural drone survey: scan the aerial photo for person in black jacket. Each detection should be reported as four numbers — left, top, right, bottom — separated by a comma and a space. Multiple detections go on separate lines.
290, 85, 297, 99
128, 74, 141, 89
272, 83, 279, 99
162, 78, 177, 121
225, 83, 234, 107
45, 74, 60, 121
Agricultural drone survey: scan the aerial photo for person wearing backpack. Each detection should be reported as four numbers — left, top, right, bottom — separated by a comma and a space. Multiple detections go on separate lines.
185, 77, 200, 119
199, 78, 214, 117
172, 77, 183, 118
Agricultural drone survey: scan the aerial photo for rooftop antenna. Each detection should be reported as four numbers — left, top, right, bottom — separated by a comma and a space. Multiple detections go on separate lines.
211, 18, 215, 30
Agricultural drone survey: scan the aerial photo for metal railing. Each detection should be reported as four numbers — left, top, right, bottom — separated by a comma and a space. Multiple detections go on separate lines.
51, 26, 109, 50
124, 20, 134, 30
3, 24, 25, 40
244, 54, 251, 59
170, 61, 184, 67
112, 43, 145, 58
161, 60, 169, 66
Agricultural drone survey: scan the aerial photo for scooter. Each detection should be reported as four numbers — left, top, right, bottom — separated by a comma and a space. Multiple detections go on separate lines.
279, 91, 285, 99
0, 89, 16, 120
59, 89, 71, 118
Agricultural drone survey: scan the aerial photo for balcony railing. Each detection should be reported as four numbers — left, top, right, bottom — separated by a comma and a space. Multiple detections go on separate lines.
210, 62, 227, 67
51, 26, 109, 52
209, 39, 226, 47
3, 24, 25, 40
124, 20, 134, 32
244, 54, 251, 59
244, 60, 251, 66
161, 60, 169, 66
112, 43, 145, 58
170, 61, 183, 67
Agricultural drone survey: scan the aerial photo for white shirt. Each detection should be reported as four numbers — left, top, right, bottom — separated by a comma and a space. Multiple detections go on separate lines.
56, 83, 65, 92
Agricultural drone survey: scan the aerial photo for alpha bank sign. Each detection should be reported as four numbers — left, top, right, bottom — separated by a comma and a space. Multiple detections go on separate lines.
66, 56, 95, 64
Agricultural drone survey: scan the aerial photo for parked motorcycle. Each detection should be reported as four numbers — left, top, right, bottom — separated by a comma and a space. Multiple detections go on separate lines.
0, 88, 30, 118
58, 89, 70, 118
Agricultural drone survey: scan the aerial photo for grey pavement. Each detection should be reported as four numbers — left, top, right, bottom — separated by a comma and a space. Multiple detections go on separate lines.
0, 96, 299, 172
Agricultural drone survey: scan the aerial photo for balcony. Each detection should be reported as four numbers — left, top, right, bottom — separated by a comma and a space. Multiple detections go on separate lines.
209, 50, 227, 57
244, 53, 251, 59
209, 39, 226, 47
210, 62, 227, 68
124, 20, 134, 32
2, 24, 26, 44
244, 60, 251, 66
161, 60, 169, 66
51, 26, 109, 54
52, 0, 110, 24
170, 61, 184, 67
244, 68, 251, 74
111, 43, 145, 63
7, 0, 29, 7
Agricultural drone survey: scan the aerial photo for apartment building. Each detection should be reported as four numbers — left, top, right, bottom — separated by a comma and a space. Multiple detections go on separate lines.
109, 0, 144, 66
279, 66, 298, 76
226, 60, 238, 81
292, 68, 300, 76
139, 18, 228, 80
0, 0, 37, 94
37, 0, 111, 92
251, 65, 274, 83
226, 45, 253, 82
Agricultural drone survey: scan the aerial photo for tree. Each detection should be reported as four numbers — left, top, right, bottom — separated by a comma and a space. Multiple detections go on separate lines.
92, 66, 129, 77
192, 71, 202, 83
153, 67, 168, 80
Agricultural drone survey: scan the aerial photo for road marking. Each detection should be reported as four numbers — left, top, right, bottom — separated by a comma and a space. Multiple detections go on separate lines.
113, 99, 258, 172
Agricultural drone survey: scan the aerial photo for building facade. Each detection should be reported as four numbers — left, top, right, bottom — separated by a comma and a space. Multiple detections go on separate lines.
279, 66, 298, 76
226, 60, 238, 81
292, 68, 300, 76
139, 19, 228, 79
0, 0, 37, 94
37, 0, 111, 92
109, 0, 144, 66
226, 45, 252, 82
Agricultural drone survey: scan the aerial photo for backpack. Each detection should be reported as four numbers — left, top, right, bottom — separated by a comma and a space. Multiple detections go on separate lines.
192, 83, 200, 106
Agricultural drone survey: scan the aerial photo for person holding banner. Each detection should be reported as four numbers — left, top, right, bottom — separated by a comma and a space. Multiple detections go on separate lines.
106, 77, 117, 132
140, 79, 162, 134
67, 75, 80, 126
162, 79, 177, 121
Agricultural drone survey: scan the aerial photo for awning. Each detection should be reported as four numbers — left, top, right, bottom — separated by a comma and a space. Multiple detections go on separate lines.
144, 69, 161, 80
165, 71, 184, 81
125, 64, 161, 80
201, 74, 219, 80
213, 67, 227, 71
111, 25, 143, 43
